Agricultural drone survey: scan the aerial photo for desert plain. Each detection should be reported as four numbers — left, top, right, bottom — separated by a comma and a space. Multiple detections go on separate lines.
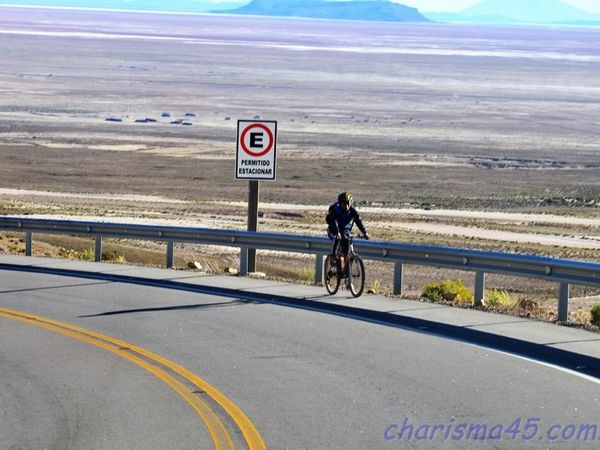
1, 5, 600, 319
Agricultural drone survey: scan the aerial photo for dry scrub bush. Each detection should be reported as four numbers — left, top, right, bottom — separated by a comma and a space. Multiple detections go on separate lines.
591, 303, 600, 327
573, 308, 592, 325
513, 298, 554, 320
368, 279, 382, 295
423, 279, 473, 305
484, 289, 515, 309
299, 267, 315, 283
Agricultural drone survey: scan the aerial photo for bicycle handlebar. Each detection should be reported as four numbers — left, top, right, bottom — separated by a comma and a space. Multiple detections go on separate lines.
335, 233, 369, 240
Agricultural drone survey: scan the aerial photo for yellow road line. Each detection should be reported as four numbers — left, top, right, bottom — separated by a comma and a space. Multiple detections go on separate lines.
0, 307, 266, 450
0, 309, 233, 450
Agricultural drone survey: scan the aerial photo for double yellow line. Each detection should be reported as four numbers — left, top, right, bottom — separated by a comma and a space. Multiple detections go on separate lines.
0, 307, 266, 450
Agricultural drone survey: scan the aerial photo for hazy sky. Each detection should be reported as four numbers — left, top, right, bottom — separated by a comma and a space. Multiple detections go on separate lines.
393, 0, 600, 13
7, 0, 600, 14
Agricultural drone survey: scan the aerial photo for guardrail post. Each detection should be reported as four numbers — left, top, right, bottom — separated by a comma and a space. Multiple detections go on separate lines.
239, 248, 248, 276
315, 254, 324, 285
95, 236, 103, 262
166, 241, 174, 268
558, 282, 570, 322
25, 232, 33, 256
474, 271, 485, 306
393, 262, 404, 296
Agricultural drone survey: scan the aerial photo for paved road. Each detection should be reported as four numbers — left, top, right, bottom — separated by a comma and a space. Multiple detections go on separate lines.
1, 257, 600, 449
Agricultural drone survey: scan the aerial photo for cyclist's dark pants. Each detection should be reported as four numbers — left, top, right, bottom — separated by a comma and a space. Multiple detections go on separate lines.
328, 231, 349, 256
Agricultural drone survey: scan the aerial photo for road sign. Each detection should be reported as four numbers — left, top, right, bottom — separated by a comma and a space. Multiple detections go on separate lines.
236, 120, 277, 181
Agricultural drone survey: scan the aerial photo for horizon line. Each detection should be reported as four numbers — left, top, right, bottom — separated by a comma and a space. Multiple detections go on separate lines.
1, 2, 599, 27
0, 3, 232, 16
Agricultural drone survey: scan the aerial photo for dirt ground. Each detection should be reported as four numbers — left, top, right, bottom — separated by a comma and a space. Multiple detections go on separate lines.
1, 6, 600, 324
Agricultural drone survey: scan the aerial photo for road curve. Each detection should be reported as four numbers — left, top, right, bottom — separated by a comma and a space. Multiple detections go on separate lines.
0, 307, 263, 450
1, 263, 600, 449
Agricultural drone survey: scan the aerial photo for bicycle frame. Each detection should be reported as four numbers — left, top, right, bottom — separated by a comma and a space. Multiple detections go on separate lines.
331, 235, 358, 275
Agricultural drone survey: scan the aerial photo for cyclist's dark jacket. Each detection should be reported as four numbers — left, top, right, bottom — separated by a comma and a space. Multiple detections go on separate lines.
326, 203, 367, 238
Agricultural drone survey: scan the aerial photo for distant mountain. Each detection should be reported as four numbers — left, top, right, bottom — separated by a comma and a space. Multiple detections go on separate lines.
425, 0, 600, 25
2, 0, 428, 23
222, 0, 429, 22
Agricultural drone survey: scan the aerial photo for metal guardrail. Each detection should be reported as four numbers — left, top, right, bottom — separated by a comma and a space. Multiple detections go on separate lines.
2, 216, 600, 321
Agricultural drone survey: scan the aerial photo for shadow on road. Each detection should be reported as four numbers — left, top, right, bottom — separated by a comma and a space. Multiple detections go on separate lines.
80, 299, 257, 317
2, 261, 600, 380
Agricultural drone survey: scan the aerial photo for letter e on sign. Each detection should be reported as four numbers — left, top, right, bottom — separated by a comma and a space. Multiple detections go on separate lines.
236, 120, 277, 180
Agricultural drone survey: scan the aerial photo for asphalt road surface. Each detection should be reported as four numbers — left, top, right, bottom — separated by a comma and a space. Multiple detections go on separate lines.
1, 264, 599, 449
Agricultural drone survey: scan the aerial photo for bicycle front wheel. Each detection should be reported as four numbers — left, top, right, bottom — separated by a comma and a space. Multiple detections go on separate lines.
324, 255, 341, 295
347, 255, 365, 298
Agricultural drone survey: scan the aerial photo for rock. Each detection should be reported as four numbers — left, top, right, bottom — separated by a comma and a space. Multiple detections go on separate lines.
248, 271, 266, 279
187, 261, 203, 270
225, 267, 239, 275
274, 211, 303, 218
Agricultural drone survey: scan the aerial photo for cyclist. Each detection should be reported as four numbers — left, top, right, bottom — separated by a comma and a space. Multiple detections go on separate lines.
326, 192, 370, 275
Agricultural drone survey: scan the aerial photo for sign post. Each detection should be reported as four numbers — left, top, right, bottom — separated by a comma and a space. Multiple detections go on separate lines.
247, 180, 259, 272
236, 120, 277, 273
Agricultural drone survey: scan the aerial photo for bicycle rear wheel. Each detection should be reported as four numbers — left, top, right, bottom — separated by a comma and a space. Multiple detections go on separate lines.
324, 255, 341, 295
347, 255, 365, 298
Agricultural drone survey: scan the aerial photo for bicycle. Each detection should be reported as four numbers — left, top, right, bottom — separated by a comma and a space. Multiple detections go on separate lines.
324, 235, 366, 298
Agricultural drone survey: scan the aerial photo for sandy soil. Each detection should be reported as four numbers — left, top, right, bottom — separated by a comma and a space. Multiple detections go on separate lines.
4, 187, 600, 251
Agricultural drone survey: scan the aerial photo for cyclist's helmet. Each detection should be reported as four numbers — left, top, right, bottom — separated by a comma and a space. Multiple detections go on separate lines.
338, 191, 353, 206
